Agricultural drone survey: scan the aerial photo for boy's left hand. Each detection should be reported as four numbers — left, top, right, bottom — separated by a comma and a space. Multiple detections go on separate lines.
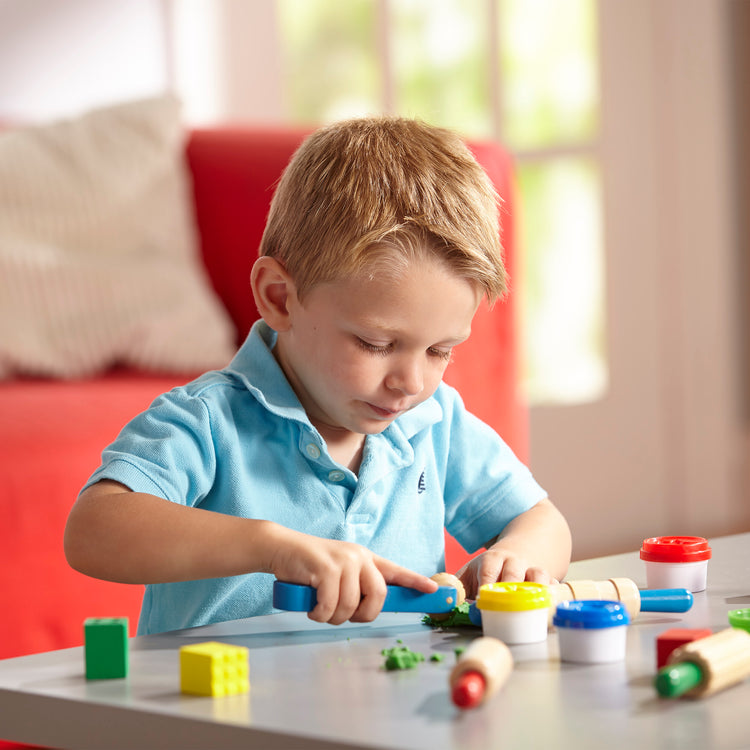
455, 547, 558, 600
455, 497, 570, 599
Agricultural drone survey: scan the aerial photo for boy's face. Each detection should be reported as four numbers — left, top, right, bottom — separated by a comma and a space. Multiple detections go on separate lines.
273, 254, 481, 438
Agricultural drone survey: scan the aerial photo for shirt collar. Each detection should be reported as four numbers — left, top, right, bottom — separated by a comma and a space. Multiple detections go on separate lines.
226, 320, 310, 424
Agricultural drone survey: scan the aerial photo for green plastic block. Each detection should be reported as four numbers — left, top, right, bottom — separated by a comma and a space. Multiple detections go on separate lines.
84, 617, 129, 680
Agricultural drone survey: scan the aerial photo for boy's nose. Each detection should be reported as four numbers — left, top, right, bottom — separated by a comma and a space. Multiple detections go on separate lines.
386, 357, 423, 396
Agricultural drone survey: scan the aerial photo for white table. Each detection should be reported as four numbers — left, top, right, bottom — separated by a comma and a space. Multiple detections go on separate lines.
1, 534, 749, 749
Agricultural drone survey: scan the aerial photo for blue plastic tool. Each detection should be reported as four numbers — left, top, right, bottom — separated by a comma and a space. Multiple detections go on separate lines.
272, 580, 459, 613
462, 587, 693, 629
638, 588, 693, 612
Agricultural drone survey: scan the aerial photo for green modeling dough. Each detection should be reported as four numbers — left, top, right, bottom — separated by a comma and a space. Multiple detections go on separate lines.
381, 646, 425, 671
422, 601, 473, 628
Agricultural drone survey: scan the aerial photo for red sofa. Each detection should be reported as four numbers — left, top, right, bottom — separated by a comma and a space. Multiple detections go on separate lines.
0, 126, 526, 661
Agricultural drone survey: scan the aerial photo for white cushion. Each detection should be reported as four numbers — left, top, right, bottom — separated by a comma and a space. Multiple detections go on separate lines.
0, 95, 236, 378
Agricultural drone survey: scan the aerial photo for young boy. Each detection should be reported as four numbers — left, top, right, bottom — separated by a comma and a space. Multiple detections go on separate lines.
64, 117, 571, 635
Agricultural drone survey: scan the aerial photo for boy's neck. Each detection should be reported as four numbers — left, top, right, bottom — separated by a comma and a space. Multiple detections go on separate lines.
315, 424, 366, 474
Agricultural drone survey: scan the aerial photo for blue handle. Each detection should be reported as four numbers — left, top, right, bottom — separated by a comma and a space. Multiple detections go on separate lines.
639, 588, 693, 612
272, 580, 459, 613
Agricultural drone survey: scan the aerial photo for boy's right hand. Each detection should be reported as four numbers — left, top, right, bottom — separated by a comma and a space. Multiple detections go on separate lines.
266, 526, 437, 625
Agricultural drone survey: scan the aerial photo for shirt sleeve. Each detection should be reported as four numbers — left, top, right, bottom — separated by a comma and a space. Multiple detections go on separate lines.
434, 384, 548, 554
81, 386, 218, 507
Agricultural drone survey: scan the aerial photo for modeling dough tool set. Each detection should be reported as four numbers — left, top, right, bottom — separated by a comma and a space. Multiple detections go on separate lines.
272, 576, 692, 622
267, 536, 749, 707
79, 535, 750, 715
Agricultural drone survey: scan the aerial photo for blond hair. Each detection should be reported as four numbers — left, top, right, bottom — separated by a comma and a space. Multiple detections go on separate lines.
259, 116, 507, 303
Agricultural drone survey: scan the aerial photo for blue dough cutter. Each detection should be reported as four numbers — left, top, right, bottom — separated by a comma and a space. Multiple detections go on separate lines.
273, 580, 459, 613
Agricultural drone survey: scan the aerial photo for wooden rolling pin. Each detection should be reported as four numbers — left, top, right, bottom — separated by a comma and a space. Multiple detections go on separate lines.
549, 577, 693, 623
449, 636, 513, 709
655, 627, 750, 698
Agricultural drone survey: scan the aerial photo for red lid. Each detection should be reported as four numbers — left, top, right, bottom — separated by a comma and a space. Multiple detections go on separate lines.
640, 536, 711, 563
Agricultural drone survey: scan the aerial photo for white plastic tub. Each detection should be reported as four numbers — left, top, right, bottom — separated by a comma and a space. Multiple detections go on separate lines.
475, 582, 551, 644
640, 536, 711, 592
553, 600, 630, 663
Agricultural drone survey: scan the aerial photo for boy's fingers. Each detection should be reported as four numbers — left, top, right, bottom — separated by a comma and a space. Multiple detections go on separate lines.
328, 569, 361, 625
477, 559, 502, 587
381, 563, 438, 593
308, 578, 339, 623
351, 568, 387, 622
525, 567, 552, 584
498, 559, 527, 583
309, 556, 441, 624
456, 562, 479, 599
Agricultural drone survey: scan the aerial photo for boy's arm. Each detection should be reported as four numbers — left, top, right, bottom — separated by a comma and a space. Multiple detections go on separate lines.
64, 480, 436, 625
455, 497, 571, 599
65, 480, 279, 584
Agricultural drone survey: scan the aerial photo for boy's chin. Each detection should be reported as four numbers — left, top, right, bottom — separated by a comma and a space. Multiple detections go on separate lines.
354, 417, 394, 435
362, 423, 391, 435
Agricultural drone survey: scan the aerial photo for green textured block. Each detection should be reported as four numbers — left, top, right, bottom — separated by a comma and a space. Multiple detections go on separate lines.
84, 617, 129, 680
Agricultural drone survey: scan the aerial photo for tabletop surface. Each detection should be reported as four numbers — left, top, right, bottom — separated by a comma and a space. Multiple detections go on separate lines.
1, 533, 749, 750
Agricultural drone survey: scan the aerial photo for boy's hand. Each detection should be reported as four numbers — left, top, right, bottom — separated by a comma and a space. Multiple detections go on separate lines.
267, 527, 437, 625
455, 498, 571, 599
456, 547, 558, 600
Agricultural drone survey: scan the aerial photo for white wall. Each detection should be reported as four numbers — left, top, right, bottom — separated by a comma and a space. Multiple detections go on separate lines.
167, 0, 283, 124
0, 0, 285, 125
528, 1, 750, 559
0, 0, 168, 121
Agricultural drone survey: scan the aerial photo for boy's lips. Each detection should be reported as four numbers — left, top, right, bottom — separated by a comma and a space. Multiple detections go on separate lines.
366, 402, 407, 419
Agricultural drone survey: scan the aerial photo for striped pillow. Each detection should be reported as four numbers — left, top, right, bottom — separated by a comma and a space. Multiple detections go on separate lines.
0, 95, 236, 378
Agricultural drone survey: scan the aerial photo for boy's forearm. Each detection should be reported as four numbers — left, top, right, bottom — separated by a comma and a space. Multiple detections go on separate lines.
64, 482, 280, 584
64, 481, 439, 626
486, 498, 572, 581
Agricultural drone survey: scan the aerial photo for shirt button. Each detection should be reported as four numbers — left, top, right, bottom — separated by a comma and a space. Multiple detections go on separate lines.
305, 444, 321, 459
328, 470, 345, 483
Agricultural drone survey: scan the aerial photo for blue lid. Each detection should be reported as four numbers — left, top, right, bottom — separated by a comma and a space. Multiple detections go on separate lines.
553, 600, 630, 629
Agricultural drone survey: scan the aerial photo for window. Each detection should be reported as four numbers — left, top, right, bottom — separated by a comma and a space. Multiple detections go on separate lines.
277, 0, 605, 404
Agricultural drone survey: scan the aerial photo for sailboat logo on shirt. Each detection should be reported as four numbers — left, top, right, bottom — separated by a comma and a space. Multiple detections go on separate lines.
417, 471, 426, 494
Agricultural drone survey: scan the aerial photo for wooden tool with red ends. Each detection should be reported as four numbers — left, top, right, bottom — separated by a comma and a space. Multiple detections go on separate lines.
449, 637, 513, 709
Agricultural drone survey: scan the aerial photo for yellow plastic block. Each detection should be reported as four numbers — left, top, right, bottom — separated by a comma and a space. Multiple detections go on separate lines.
180, 642, 250, 697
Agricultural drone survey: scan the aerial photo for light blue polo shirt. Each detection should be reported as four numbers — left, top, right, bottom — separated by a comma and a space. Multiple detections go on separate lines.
84, 321, 546, 634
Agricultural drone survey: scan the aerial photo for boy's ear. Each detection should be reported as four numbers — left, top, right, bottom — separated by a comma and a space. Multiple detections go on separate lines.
250, 256, 296, 332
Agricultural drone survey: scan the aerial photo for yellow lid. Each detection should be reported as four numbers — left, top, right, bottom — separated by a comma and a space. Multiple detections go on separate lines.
476, 582, 551, 612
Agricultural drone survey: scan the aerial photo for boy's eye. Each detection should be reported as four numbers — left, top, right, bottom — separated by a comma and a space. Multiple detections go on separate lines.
428, 347, 453, 362
356, 337, 392, 355
356, 337, 452, 362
